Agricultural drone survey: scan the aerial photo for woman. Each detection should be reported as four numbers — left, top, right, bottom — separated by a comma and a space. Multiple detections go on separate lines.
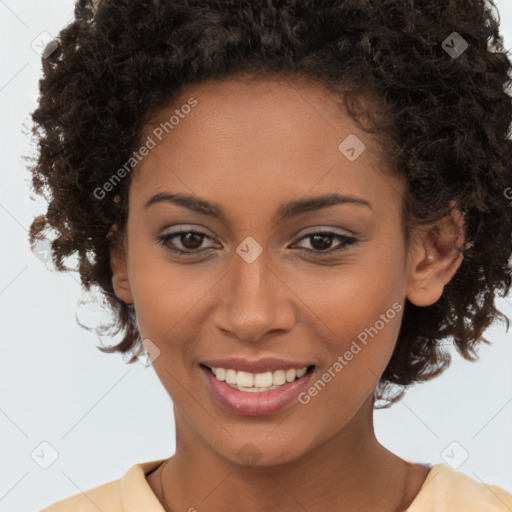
31, 0, 512, 510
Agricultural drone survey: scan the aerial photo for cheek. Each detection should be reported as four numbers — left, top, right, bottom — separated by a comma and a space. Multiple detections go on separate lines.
294, 249, 405, 395
314, 289, 403, 388
293, 292, 403, 439
127, 249, 217, 355
293, 247, 404, 340
129, 258, 213, 404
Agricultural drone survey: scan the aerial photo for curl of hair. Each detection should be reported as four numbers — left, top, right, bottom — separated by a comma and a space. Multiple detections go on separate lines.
28, 0, 512, 407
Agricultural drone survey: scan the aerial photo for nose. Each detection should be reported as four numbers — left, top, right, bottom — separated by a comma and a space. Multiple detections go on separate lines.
212, 250, 296, 344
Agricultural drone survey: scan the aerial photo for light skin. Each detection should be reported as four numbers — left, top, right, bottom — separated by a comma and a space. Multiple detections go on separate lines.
109, 75, 465, 512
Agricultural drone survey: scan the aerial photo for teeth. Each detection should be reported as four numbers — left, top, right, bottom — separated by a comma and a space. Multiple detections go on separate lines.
225, 369, 237, 385
208, 366, 309, 392
254, 371, 273, 387
237, 385, 279, 392
285, 369, 296, 382
272, 369, 286, 386
296, 367, 307, 378
236, 371, 254, 388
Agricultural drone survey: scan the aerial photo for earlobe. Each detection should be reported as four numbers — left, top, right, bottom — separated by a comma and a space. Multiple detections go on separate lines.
108, 224, 134, 306
406, 208, 466, 307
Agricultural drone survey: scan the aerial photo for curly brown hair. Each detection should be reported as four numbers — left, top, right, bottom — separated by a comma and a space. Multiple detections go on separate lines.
27, 0, 512, 407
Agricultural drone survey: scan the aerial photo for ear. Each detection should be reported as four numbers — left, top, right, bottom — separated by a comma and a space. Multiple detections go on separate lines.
107, 223, 134, 305
406, 207, 466, 307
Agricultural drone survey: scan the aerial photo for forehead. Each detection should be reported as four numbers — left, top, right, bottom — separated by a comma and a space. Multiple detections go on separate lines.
130, 77, 403, 217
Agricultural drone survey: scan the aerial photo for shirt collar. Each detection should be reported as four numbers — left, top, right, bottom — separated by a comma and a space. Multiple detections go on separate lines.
120, 459, 168, 512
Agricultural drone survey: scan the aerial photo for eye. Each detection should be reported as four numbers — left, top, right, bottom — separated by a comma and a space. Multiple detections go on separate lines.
156, 228, 358, 257
292, 231, 358, 255
156, 229, 217, 254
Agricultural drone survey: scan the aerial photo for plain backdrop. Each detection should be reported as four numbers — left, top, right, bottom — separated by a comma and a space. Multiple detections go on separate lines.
1, 1, 511, 511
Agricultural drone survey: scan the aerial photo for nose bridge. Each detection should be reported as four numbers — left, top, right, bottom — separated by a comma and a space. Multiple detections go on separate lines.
213, 247, 294, 341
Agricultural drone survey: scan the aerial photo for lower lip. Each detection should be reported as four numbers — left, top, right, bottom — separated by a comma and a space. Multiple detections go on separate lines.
201, 365, 313, 416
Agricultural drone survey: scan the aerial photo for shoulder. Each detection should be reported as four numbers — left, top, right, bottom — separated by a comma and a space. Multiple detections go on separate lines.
38, 459, 167, 512
39, 479, 122, 512
408, 463, 512, 512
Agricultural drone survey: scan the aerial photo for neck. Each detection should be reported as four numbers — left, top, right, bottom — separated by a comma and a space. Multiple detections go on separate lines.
155, 395, 418, 512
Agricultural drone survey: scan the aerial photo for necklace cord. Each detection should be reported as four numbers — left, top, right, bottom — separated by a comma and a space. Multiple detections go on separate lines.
159, 459, 171, 512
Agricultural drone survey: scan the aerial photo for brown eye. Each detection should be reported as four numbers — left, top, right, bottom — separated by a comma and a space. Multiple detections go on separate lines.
156, 229, 217, 254
180, 232, 204, 250
309, 234, 335, 251
294, 231, 358, 255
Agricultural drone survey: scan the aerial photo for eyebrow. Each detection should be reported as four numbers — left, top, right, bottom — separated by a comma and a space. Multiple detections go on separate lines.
144, 191, 372, 222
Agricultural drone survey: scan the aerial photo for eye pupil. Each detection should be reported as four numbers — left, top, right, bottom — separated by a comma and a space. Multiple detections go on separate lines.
310, 234, 332, 250
181, 232, 203, 249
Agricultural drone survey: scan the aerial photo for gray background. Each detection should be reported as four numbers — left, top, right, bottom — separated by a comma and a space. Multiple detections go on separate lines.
1, 1, 511, 511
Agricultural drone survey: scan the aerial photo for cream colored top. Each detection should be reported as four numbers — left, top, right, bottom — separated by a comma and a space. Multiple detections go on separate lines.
39, 459, 512, 511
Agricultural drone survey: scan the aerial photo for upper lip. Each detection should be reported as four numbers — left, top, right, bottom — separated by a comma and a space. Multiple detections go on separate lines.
201, 357, 314, 374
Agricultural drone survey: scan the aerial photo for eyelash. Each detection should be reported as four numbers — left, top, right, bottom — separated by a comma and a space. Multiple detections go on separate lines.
156, 229, 358, 257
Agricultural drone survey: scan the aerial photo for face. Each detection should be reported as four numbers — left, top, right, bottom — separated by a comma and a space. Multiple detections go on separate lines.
109, 76, 459, 466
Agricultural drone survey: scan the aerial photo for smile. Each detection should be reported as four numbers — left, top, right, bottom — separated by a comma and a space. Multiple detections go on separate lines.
208, 366, 308, 392
200, 358, 315, 416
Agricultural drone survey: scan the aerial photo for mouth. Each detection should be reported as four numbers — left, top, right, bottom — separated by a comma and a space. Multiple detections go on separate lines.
201, 363, 314, 391
199, 358, 315, 416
